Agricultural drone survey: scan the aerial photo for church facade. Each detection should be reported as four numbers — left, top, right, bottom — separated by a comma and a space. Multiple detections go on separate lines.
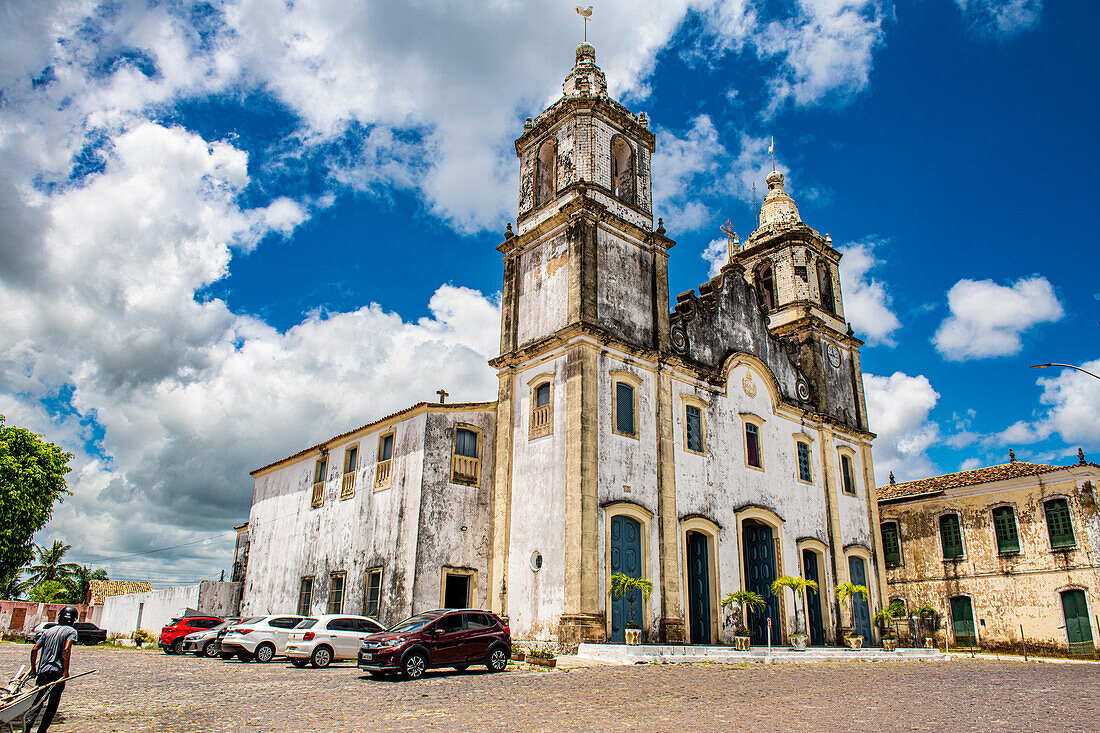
237, 43, 888, 647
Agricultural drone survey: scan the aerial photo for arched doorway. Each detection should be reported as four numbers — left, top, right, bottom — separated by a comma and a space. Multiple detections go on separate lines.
802, 548, 826, 646
742, 520, 780, 645
609, 514, 643, 643
686, 531, 712, 644
847, 555, 872, 641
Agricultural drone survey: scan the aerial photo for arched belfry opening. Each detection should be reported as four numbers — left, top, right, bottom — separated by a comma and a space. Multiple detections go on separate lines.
755, 262, 776, 312
535, 138, 557, 207
610, 135, 635, 204
817, 261, 836, 315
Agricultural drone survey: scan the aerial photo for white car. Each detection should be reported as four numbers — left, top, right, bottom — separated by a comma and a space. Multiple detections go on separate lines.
285, 615, 387, 668
219, 615, 306, 663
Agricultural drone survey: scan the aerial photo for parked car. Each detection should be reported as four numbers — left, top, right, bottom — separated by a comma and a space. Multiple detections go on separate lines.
27, 621, 107, 646
216, 616, 263, 659
178, 618, 240, 657
159, 616, 224, 654
285, 615, 387, 668
219, 615, 306, 662
358, 609, 510, 679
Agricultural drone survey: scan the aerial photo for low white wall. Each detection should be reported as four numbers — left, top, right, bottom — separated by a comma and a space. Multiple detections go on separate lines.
100, 581, 243, 637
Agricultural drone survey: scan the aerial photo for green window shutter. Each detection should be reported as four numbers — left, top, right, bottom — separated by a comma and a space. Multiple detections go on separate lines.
1045, 499, 1075, 548
881, 523, 901, 565
685, 405, 702, 452
940, 514, 964, 559
616, 383, 635, 435
992, 506, 1020, 554
797, 442, 812, 482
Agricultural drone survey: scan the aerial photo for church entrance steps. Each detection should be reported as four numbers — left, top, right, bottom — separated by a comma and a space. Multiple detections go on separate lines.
576, 643, 947, 665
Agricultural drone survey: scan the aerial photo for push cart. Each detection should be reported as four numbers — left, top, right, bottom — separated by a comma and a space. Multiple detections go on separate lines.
0, 666, 95, 732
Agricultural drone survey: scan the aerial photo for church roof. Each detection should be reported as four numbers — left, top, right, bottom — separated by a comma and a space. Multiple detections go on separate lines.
86, 579, 153, 605
876, 458, 1095, 503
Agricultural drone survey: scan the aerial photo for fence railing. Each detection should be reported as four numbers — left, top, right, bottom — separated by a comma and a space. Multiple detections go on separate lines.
311, 481, 324, 508
340, 471, 356, 499
452, 454, 479, 485
375, 459, 392, 489
530, 404, 552, 438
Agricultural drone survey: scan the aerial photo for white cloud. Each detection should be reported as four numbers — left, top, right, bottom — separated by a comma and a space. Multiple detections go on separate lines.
702, 238, 729, 277
954, 0, 1042, 36
837, 239, 901, 346
653, 115, 725, 232
932, 276, 1063, 361
1032, 358, 1100, 449
864, 371, 941, 485
958, 457, 983, 471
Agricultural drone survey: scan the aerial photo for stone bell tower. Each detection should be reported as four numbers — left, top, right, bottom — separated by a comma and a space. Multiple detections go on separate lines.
488, 42, 675, 644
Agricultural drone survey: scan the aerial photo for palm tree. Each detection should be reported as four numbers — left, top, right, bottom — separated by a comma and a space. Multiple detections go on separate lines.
65, 565, 109, 605
608, 572, 653, 629
720, 590, 766, 637
835, 581, 870, 637
0, 571, 31, 601
771, 575, 819, 640
25, 541, 79, 586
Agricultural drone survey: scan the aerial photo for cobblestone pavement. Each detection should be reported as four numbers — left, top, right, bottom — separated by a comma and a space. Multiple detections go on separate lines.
2, 643, 1097, 732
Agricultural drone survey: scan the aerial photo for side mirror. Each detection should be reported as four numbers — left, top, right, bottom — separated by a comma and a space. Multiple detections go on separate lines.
432, 628, 445, 635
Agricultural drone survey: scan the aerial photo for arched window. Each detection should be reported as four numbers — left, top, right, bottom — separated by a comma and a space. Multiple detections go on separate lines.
755, 263, 776, 312
818, 261, 836, 315
535, 139, 556, 207
611, 136, 635, 204
530, 380, 553, 439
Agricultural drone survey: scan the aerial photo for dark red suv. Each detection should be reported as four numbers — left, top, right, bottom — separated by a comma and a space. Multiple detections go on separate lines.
358, 609, 510, 679
159, 616, 224, 654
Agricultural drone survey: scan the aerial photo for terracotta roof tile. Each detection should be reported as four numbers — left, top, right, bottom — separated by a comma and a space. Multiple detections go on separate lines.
876, 460, 1088, 502
86, 579, 153, 605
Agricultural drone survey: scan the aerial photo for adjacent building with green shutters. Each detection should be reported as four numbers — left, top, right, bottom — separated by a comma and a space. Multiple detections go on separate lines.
876, 451, 1100, 656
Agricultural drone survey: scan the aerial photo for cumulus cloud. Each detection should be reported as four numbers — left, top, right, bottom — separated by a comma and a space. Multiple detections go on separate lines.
932, 276, 1063, 361
653, 115, 725, 232
701, 239, 730, 277
837, 239, 901, 346
864, 372, 941, 485
1031, 359, 1100, 449
954, 0, 1042, 36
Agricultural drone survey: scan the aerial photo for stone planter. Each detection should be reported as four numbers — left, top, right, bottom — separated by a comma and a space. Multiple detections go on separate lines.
513, 651, 526, 662
526, 656, 556, 668
732, 636, 751, 651
882, 638, 897, 652
625, 628, 642, 646
923, 637, 934, 649
790, 635, 809, 651
844, 635, 864, 650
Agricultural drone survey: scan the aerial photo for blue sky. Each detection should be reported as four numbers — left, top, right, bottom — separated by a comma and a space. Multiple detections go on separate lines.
1, 0, 1096, 584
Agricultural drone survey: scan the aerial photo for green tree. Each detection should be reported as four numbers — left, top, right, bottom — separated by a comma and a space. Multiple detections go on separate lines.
26, 540, 79, 587
65, 565, 109, 605
721, 590, 766, 636
0, 415, 73, 579
771, 575, 819, 638
0, 570, 31, 601
608, 572, 653, 629
29, 579, 69, 604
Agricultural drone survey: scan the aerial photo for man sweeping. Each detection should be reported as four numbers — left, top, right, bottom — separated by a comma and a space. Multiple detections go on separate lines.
27, 605, 79, 732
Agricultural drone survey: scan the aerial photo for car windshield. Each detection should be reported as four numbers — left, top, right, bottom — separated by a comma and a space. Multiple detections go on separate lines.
388, 613, 440, 634
295, 619, 318, 629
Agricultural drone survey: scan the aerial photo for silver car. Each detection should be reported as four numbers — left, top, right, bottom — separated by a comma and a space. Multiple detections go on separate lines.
179, 618, 240, 657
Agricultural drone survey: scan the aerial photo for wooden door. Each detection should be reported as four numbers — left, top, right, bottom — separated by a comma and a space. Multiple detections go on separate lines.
802, 549, 825, 646
950, 595, 976, 647
1061, 589, 1095, 655
743, 520, 780, 645
848, 556, 873, 641
687, 531, 712, 645
610, 515, 643, 643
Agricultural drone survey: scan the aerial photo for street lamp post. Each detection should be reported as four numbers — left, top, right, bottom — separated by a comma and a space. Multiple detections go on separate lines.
1029, 363, 1100, 381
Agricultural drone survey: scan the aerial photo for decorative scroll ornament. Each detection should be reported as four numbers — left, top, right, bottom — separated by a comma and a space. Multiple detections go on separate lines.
670, 323, 689, 355
742, 372, 757, 398
796, 380, 810, 401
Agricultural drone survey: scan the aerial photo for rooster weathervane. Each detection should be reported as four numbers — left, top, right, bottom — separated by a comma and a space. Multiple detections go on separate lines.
575, 6, 593, 42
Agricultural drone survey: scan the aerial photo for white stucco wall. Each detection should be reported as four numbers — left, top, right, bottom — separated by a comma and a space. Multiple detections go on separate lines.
516, 227, 570, 348
100, 585, 199, 636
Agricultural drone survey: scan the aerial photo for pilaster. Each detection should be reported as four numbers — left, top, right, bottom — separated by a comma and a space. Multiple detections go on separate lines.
488, 371, 515, 618
655, 367, 685, 643
819, 426, 846, 639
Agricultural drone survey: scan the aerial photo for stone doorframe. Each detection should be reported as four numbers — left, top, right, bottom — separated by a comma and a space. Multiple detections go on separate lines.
797, 537, 833, 644
680, 516, 721, 644
735, 505, 787, 644
603, 500, 654, 641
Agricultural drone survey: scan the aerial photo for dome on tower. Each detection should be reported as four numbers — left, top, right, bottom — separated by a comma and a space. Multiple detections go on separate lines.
563, 42, 607, 98
756, 170, 801, 229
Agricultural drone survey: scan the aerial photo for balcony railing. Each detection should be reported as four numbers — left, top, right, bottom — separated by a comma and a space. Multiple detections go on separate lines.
375, 458, 392, 489
451, 454, 479, 485
311, 481, 324, 508
530, 404, 552, 439
340, 471, 356, 499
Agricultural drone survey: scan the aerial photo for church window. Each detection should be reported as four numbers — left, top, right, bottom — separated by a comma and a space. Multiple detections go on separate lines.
797, 441, 812, 482
297, 577, 314, 616
311, 455, 327, 508
685, 404, 704, 454
992, 506, 1020, 554
840, 452, 856, 494
327, 572, 346, 614
755, 263, 776, 312
614, 382, 636, 437
1044, 498, 1075, 549
530, 380, 553, 439
341, 444, 358, 499
375, 433, 394, 490
939, 514, 964, 559
744, 422, 762, 469
535, 139, 556, 207
610, 135, 635, 204
451, 426, 481, 485
818, 261, 836, 315
364, 568, 383, 618
881, 522, 902, 565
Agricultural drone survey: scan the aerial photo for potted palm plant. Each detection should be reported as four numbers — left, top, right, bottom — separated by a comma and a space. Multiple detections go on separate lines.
874, 599, 904, 651
835, 581, 870, 650
915, 604, 940, 648
771, 575, 819, 650
720, 590, 765, 651
609, 572, 653, 645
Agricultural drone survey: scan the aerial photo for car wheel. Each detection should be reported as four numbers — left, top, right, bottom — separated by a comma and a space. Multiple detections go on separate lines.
236, 651, 253, 662
486, 646, 508, 672
254, 643, 276, 663
163, 646, 175, 655
290, 658, 309, 668
219, 651, 235, 660
202, 641, 219, 658
402, 651, 427, 680
171, 637, 187, 655
454, 665, 468, 672
311, 646, 333, 668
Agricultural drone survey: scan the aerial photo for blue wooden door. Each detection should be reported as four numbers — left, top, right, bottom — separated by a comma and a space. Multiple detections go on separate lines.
743, 521, 780, 645
687, 531, 711, 644
610, 515, 643, 643
848, 556, 872, 641
802, 549, 825, 646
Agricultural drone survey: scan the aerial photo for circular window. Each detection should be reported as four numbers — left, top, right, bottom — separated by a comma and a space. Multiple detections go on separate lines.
530, 551, 543, 572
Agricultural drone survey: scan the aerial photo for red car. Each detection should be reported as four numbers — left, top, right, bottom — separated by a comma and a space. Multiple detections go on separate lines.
159, 616, 224, 654
358, 608, 510, 679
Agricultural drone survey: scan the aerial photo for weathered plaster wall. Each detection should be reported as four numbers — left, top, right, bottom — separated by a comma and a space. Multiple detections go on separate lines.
595, 228, 654, 348
506, 355, 569, 640
0, 602, 95, 636
516, 227, 570, 348
881, 469, 1100, 652
101, 585, 201, 636
196, 581, 243, 619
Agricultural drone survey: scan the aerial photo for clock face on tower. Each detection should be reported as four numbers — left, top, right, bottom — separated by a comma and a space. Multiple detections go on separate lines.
826, 343, 841, 369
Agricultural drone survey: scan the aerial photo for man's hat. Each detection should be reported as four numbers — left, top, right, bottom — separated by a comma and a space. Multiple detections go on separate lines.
57, 606, 78, 626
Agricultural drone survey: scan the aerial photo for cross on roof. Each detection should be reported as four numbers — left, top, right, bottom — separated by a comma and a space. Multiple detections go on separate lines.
437, 389, 449, 404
